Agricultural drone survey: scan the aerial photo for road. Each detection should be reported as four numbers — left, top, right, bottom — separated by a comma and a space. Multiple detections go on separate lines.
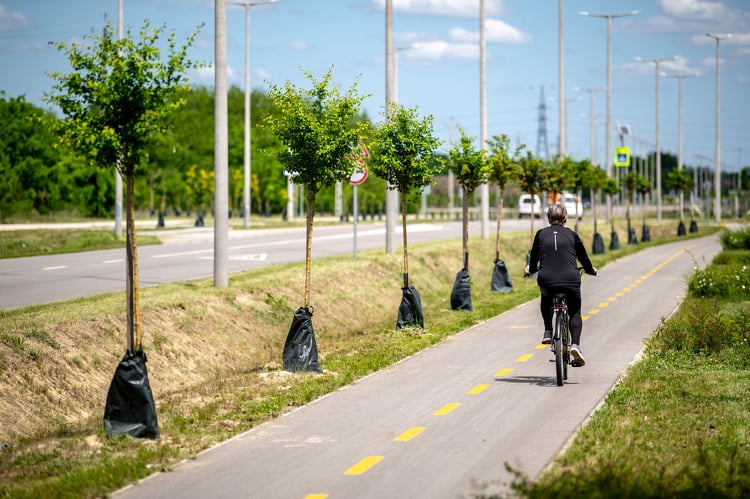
3, 219, 534, 310
111, 233, 721, 499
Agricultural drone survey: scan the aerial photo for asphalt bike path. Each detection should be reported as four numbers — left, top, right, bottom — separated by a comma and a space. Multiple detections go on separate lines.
114, 233, 721, 499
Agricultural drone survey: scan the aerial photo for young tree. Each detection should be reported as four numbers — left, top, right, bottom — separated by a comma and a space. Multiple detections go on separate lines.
636, 174, 652, 242
266, 68, 368, 368
624, 172, 639, 244
571, 158, 593, 232
446, 129, 488, 311
45, 20, 202, 438
517, 151, 547, 248
486, 134, 523, 292
545, 154, 575, 210
602, 177, 622, 250
667, 168, 694, 235
369, 103, 441, 326
586, 163, 607, 254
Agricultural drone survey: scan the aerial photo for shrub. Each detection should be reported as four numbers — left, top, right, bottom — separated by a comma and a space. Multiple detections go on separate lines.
720, 227, 750, 250
688, 264, 750, 300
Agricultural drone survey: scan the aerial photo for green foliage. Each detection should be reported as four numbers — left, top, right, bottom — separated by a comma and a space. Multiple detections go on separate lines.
486, 134, 523, 190
688, 263, 750, 299
544, 154, 575, 198
721, 227, 750, 250
517, 151, 546, 196
447, 128, 487, 194
45, 20, 204, 176
667, 167, 693, 195
369, 103, 442, 196
265, 68, 369, 196
601, 177, 621, 196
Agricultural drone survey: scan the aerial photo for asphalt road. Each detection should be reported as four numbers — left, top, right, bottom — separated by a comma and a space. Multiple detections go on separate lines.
4, 219, 532, 310
111, 233, 721, 499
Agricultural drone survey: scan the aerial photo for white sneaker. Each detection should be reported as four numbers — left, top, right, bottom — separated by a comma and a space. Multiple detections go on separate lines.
570, 345, 585, 367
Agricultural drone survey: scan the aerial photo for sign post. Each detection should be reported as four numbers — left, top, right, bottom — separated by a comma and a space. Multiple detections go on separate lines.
615, 146, 631, 167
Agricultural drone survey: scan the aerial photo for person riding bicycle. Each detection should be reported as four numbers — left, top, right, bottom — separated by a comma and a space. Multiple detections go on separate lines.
524, 203, 596, 367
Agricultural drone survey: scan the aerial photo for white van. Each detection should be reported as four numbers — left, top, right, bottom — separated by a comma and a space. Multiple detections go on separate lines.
518, 194, 543, 218
558, 192, 584, 220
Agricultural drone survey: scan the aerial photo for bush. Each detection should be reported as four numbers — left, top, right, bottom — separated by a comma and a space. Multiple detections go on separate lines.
721, 227, 750, 250
688, 264, 749, 300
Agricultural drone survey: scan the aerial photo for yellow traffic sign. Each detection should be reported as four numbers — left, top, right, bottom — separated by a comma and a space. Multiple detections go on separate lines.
615, 146, 631, 167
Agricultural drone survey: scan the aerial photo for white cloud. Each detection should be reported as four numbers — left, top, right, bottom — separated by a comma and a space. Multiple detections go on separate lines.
405, 40, 478, 61
0, 4, 31, 32
289, 40, 311, 52
372, 0, 504, 18
449, 18, 531, 44
189, 65, 238, 86
658, 0, 730, 21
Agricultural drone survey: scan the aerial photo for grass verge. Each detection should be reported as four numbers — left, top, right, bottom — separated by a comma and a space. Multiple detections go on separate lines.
0, 220, 719, 498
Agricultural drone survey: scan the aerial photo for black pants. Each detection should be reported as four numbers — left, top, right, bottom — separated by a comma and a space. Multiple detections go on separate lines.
540, 284, 583, 346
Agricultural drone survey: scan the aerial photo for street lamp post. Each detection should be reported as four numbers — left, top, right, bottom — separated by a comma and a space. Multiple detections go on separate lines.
228, 0, 279, 230
115, 0, 124, 238
580, 10, 639, 224
665, 72, 698, 229
706, 33, 731, 223
637, 57, 671, 221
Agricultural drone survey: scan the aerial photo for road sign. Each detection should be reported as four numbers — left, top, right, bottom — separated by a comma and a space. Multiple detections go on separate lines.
615, 146, 631, 167
349, 167, 368, 185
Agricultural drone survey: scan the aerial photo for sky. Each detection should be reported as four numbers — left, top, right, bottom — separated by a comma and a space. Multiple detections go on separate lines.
1, 0, 749, 174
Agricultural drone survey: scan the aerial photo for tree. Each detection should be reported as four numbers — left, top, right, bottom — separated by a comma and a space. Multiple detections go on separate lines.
602, 177, 622, 250
585, 163, 607, 254
636, 174, 652, 242
370, 103, 441, 325
45, 20, 202, 438
486, 134, 522, 292
545, 154, 575, 210
667, 167, 694, 234
446, 128, 488, 311
624, 172, 638, 244
517, 151, 547, 247
266, 68, 368, 370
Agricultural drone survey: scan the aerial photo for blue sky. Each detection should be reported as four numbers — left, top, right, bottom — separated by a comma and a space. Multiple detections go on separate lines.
1, 0, 749, 173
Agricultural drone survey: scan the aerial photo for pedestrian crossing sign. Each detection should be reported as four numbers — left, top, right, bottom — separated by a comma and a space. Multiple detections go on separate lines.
615, 146, 631, 167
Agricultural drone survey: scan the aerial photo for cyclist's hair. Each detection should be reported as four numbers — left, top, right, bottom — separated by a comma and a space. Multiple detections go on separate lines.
547, 202, 567, 224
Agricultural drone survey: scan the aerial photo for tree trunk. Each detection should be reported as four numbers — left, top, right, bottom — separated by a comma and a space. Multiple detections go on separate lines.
401, 188, 409, 288
593, 188, 598, 234
462, 187, 469, 270
304, 186, 315, 308
125, 170, 141, 352
494, 187, 503, 260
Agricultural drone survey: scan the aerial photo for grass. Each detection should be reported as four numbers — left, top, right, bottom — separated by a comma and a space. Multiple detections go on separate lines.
0, 218, 724, 498
0, 230, 161, 259
491, 226, 750, 499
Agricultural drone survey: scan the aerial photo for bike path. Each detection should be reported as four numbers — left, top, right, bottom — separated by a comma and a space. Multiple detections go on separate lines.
114, 234, 722, 499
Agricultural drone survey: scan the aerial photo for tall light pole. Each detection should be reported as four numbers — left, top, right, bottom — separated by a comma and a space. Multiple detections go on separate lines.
214, 0, 229, 288
479, 0, 489, 238
580, 10, 639, 223
228, 0, 279, 229
558, 0, 566, 156
115, 0, 124, 238
706, 33, 731, 223
385, 0, 396, 254
665, 72, 698, 224
637, 56, 671, 221
575, 87, 604, 167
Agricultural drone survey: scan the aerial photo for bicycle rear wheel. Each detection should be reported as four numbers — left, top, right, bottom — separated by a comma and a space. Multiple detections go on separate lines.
554, 311, 564, 386
562, 314, 569, 380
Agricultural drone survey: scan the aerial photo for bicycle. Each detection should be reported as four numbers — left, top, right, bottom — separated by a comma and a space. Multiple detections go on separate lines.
550, 293, 571, 386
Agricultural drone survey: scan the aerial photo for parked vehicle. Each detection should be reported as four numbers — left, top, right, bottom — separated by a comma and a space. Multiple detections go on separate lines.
518, 194, 543, 218
547, 192, 584, 220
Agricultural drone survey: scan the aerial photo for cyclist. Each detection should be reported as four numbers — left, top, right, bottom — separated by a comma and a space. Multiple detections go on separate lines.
524, 203, 596, 366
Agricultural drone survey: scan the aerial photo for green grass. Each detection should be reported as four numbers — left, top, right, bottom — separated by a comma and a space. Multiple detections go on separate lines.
0, 219, 726, 498
0, 230, 161, 259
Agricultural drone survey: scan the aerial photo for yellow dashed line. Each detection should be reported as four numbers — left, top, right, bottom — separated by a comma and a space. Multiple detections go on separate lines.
607, 297, 617, 302
434, 403, 462, 415
598, 302, 609, 308
516, 354, 533, 362
304, 495, 329, 499
582, 315, 589, 321
394, 427, 426, 442
510, 325, 535, 329
616, 292, 624, 297
467, 384, 490, 395
344, 456, 384, 475
495, 368, 514, 377
535, 343, 548, 349
589, 309, 600, 315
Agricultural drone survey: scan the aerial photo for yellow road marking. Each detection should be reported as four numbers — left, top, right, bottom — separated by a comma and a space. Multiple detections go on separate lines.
304, 495, 329, 499
516, 354, 533, 362
495, 368, 514, 377
394, 427, 426, 442
616, 292, 624, 297
582, 315, 589, 321
344, 456, 384, 475
510, 325, 535, 329
598, 302, 609, 308
467, 384, 490, 395
434, 403, 462, 415
589, 309, 600, 314
607, 297, 617, 302
535, 342, 548, 349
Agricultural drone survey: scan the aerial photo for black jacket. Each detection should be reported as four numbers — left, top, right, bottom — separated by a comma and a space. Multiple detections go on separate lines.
528, 224, 595, 288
